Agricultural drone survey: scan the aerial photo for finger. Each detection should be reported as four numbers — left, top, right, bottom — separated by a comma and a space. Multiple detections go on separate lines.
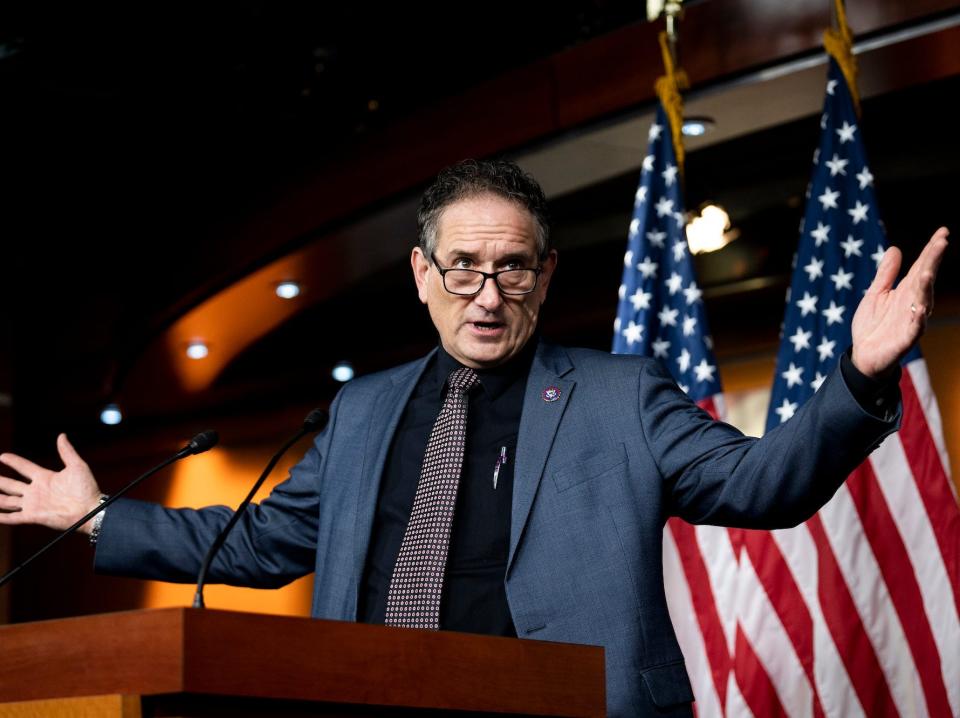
56, 433, 86, 468
867, 246, 901, 295
0, 493, 22, 510
0, 452, 49, 482
0, 476, 27, 495
903, 227, 949, 286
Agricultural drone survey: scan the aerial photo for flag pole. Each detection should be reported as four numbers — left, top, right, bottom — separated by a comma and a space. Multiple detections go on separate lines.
653, 2, 689, 178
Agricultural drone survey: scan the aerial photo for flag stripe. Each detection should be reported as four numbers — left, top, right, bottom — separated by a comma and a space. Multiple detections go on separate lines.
771, 527, 866, 718
906, 359, 954, 486
846, 461, 953, 718
663, 528, 725, 718
668, 517, 732, 708
736, 553, 816, 718
899, 366, 960, 616
805, 514, 900, 718
734, 624, 790, 717
741, 530, 826, 718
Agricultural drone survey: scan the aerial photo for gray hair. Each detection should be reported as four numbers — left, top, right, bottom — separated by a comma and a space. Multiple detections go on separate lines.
417, 159, 551, 261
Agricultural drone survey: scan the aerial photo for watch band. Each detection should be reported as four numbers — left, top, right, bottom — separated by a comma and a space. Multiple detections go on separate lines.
89, 494, 109, 546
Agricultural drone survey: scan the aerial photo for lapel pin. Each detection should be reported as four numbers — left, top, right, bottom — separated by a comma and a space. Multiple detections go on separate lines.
542, 386, 561, 402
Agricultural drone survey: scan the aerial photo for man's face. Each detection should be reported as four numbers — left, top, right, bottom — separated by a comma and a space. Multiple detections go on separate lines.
411, 194, 557, 369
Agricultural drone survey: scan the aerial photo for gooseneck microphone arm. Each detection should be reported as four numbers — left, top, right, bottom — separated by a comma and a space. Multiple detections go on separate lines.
0, 430, 219, 590
192, 409, 328, 609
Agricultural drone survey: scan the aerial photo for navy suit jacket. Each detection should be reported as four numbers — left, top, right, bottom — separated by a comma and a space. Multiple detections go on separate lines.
96, 341, 898, 716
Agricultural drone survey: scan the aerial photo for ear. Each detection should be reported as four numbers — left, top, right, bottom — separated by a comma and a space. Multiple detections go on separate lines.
411, 247, 431, 304
536, 249, 558, 304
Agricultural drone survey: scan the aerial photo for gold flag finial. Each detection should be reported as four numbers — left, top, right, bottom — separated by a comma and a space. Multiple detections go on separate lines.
823, 0, 861, 115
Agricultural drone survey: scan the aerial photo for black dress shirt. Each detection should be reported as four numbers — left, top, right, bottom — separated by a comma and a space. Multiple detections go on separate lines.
358, 341, 536, 636
356, 339, 895, 637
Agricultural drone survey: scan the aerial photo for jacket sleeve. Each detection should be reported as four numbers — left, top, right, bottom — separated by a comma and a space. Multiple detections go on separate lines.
637, 357, 900, 528
93, 390, 344, 588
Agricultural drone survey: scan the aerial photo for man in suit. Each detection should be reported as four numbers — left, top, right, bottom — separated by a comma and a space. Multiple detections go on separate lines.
0, 160, 948, 716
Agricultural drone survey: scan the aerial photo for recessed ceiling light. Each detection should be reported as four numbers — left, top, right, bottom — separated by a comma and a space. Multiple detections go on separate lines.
332, 361, 354, 383
186, 341, 209, 360
100, 403, 122, 425
681, 117, 715, 137
276, 281, 301, 299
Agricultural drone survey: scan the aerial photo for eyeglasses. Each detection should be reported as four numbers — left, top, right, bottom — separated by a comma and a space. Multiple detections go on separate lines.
431, 253, 543, 296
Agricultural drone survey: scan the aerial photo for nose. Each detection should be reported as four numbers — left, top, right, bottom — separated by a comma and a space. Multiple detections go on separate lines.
473, 275, 504, 311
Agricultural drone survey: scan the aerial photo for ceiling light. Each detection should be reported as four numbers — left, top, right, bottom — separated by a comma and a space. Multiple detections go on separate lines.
275, 281, 301, 299
685, 204, 740, 254
186, 341, 209, 360
681, 117, 715, 137
100, 403, 122, 426
332, 361, 354, 383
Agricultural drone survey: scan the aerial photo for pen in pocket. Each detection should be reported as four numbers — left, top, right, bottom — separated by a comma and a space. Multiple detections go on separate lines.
493, 446, 507, 489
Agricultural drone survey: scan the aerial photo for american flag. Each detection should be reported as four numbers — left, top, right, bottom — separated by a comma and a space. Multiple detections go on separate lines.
612, 102, 744, 714
737, 58, 960, 717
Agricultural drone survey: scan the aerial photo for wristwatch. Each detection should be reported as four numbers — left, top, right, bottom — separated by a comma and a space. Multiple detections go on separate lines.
89, 494, 109, 546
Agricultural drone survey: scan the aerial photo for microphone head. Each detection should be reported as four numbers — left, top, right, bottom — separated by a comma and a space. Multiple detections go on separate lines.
303, 409, 329, 432
187, 430, 219, 455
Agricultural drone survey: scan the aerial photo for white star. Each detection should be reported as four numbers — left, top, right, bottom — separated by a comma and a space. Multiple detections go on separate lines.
677, 347, 691, 373
804, 257, 824, 282
673, 239, 688, 262
840, 235, 864, 258
652, 337, 671, 358
856, 166, 874, 190
782, 362, 805, 388
816, 337, 836, 362
646, 229, 667, 248
662, 164, 679, 187
694, 358, 716, 383
825, 153, 849, 176
679, 383, 690, 394
811, 222, 831, 246
648, 123, 663, 141
682, 314, 698, 337
811, 371, 827, 391
659, 307, 679, 327
836, 121, 857, 143
826, 79, 838, 95
630, 288, 652, 311
623, 250, 633, 267
629, 218, 640, 236
830, 267, 854, 291
789, 327, 812, 352
704, 335, 714, 350
774, 398, 798, 423
613, 317, 621, 332
812, 148, 820, 165
666, 272, 683, 295
871, 246, 886, 267
637, 256, 658, 279
848, 200, 869, 225
622, 321, 644, 345
635, 185, 648, 204
683, 281, 702, 305
818, 187, 840, 210
673, 211, 686, 227
655, 197, 674, 217
642, 154, 655, 172
618, 284, 626, 299
820, 112, 828, 130
822, 300, 846, 325
796, 291, 819, 316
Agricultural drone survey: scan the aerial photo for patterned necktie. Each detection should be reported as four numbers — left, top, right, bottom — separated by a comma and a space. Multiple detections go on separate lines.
384, 366, 479, 629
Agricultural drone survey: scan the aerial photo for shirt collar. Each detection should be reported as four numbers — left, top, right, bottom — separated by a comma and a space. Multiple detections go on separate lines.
433, 337, 538, 401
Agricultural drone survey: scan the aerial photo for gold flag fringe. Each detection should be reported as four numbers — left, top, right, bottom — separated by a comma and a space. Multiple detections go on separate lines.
823, 0, 861, 116
654, 30, 689, 176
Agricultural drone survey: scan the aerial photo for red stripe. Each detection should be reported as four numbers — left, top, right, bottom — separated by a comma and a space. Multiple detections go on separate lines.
733, 624, 789, 717
741, 529, 826, 718
805, 514, 899, 717
899, 368, 960, 619
847, 461, 953, 717
668, 518, 731, 710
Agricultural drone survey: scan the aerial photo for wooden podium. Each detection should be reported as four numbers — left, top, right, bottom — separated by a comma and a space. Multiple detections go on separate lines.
0, 608, 605, 717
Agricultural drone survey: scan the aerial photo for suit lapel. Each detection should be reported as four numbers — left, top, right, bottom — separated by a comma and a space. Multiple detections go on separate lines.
508, 342, 575, 571
351, 350, 435, 580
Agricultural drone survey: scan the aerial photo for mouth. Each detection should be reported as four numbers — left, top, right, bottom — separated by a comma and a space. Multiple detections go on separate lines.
467, 320, 506, 336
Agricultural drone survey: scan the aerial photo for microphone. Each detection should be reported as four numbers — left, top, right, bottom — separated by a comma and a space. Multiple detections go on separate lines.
192, 409, 328, 608
0, 430, 219, 589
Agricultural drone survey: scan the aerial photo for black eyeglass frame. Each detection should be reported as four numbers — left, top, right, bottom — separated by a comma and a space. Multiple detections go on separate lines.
430, 253, 544, 296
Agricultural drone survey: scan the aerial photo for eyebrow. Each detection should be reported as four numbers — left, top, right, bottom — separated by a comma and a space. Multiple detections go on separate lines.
443, 249, 536, 264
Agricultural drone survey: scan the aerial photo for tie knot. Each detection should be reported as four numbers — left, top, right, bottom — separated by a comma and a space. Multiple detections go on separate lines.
447, 367, 479, 395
